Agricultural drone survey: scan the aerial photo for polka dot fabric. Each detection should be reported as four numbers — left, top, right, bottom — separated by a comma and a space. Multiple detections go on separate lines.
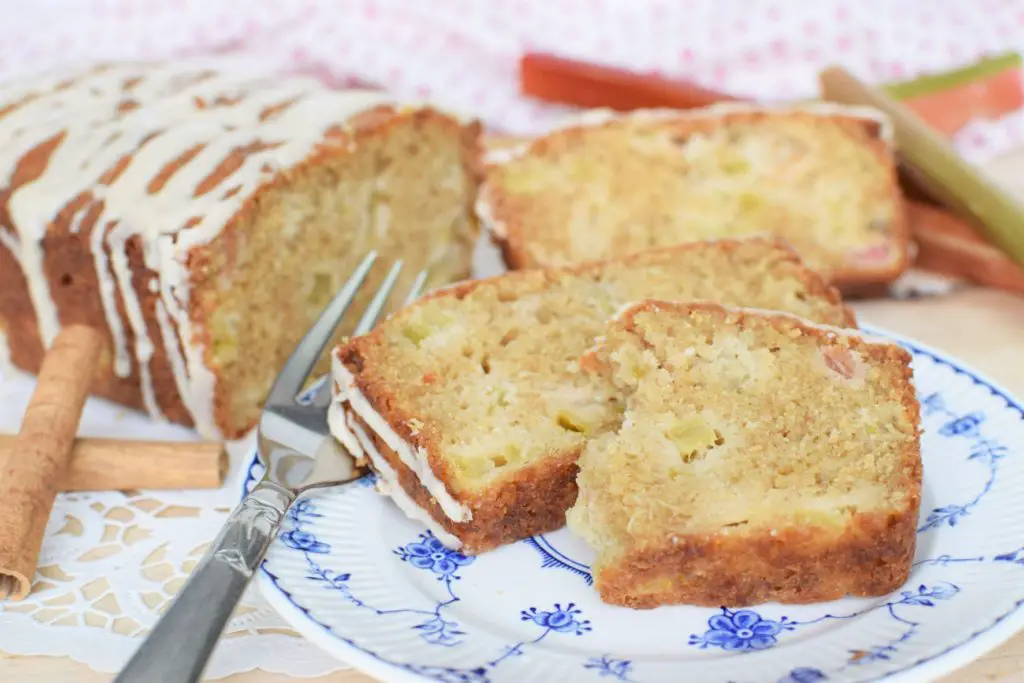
0, 1, 1019, 678
1, 0, 1023, 158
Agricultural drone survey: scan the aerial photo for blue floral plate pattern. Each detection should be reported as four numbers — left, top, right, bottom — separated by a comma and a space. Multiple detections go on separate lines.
248, 327, 1024, 683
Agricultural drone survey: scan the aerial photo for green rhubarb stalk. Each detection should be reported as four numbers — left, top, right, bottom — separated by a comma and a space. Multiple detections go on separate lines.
820, 66, 1024, 267
883, 52, 1022, 101
762, 54, 1021, 108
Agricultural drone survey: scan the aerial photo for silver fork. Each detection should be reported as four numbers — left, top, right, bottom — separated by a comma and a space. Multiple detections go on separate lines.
115, 253, 426, 683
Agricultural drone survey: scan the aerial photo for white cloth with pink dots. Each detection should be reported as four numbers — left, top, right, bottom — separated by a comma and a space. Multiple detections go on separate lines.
0, 0, 1022, 678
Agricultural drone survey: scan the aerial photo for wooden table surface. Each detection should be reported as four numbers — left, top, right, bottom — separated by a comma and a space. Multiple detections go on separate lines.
0, 287, 1021, 682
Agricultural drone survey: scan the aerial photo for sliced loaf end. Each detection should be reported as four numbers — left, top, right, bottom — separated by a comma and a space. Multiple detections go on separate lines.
568, 300, 921, 607
480, 105, 907, 289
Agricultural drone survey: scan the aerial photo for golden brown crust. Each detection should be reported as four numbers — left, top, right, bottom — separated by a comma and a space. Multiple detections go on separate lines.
191, 106, 482, 438
0, 157, 193, 425
340, 235, 855, 519
0, 237, 46, 375
347, 410, 579, 554
595, 506, 918, 608
415, 235, 855, 327
617, 299, 904, 365
338, 236, 858, 550
826, 182, 910, 294
340, 338, 575, 554
587, 299, 922, 607
483, 108, 909, 291
2, 98, 482, 439
0, 99, 159, 415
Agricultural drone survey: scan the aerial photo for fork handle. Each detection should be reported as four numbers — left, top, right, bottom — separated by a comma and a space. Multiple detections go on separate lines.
115, 480, 295, 683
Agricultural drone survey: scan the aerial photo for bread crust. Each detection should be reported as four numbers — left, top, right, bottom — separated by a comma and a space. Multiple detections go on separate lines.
338, 237, 857, 550
0, 142, 192, 425
481, 107, 909, 292
425, 235, 855, 327
595, 506, 918, 608
346, 409, 579, 554
189, 106, 481, 438
1, 97, 481, 439
582, 299, 922, 607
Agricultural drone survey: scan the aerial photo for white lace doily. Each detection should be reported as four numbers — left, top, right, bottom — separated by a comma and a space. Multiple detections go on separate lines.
0, 368, 343, 678
2, 0, 1024, 679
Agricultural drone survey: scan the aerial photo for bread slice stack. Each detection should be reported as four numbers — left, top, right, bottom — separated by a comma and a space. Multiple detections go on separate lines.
568, 301, 921, 608
330, 237, 854, 553
477, 104, 908, 290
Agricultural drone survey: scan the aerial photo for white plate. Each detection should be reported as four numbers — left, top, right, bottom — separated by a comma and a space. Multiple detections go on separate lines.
249, 328, 1024, 683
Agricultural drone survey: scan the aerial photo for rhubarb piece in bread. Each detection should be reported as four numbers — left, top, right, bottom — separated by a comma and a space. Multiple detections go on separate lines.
567, 301, 921, 608
0, 62, 480, 438
330, 237, 855, 553
478, 104, 908, 289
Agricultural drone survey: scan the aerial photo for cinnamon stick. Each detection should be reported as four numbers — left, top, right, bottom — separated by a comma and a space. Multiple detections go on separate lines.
0, 436, 226, 492
0, 325, 102, 600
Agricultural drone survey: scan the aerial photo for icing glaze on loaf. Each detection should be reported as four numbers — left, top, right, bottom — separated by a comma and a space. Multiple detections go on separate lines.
329, 353, 473, 523
0, 62, 394, 436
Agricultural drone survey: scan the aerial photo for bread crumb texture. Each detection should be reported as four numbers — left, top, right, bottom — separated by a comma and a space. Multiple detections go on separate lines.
485, 109, 904, 283
199, 110, 479, 435
341, 237, 854, 551
566, 301, 922, 607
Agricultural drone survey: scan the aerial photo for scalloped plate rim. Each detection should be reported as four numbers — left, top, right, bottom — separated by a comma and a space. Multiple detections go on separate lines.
252, 323, 1024, 683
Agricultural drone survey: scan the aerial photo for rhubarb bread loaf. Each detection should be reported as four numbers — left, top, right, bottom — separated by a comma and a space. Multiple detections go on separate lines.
0, 62, 480, 439
567, 301, 922, 608
478, 104, 908, 289
330, 236, 855, 553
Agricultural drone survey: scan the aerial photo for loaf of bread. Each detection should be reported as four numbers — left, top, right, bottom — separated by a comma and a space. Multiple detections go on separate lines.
478, 104, 908, 290
330, 236, 855, 553
568, 301, 921, 608
0, 62, 481, 439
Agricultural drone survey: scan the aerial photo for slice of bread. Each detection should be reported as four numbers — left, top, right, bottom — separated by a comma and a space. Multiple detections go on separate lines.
567, 301, 921, 608
478, 104, 908, 290
330, 237, 856, 553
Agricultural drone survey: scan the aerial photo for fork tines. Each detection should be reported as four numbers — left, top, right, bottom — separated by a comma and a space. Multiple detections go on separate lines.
266, 253, 428, 406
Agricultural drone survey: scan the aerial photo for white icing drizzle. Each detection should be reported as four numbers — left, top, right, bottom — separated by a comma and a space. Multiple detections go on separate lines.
108, 221, 164, 420
327, 394, 364, 458
89, 222, 132, 378
473, 183, 507, 239
0, 62, 394, 437
153, 298, 191, 415
347, 415, 462, 549
330, 351, 472, 523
